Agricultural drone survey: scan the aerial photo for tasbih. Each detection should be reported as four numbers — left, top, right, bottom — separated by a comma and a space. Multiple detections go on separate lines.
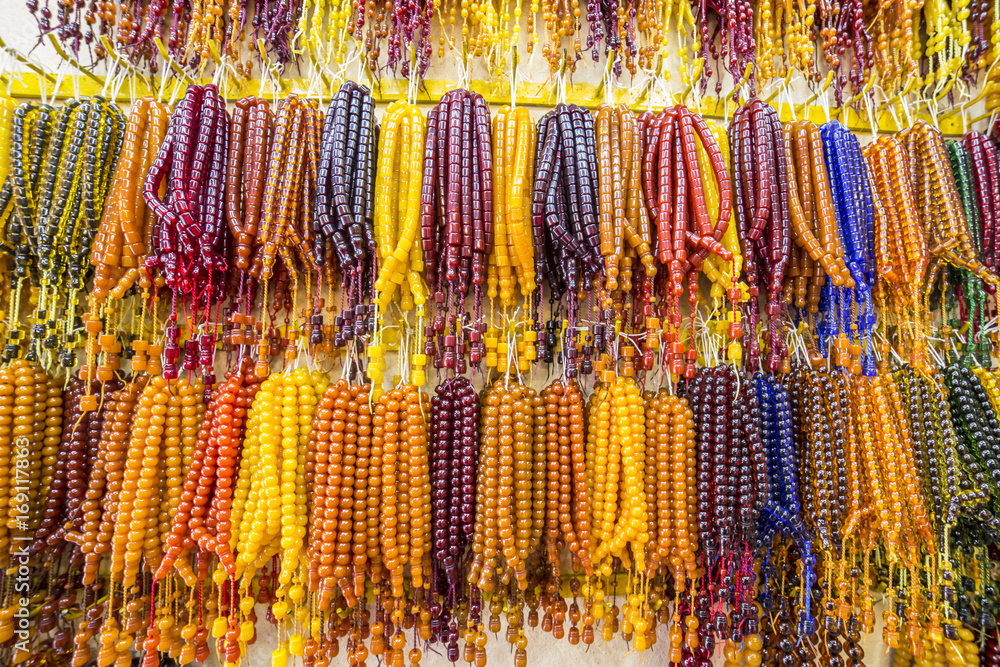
783, 120, 852, 316
732, 98, 790, 372
533, 104, 603, 333
0, 98, 123, 367
820, 120, 876, 374
1, 80, 1000, 667
318, 82, 378, 371
143, 84, 231, 383
641, 103, 734, 376
421, 89, 499, 374
371, 97, 426, 384
30, 0, 1000, 119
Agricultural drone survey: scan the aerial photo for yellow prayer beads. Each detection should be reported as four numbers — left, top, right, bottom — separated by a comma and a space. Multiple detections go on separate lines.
490, 106, 536, 305
589, 376, 647, 574
374, 102, 429, 313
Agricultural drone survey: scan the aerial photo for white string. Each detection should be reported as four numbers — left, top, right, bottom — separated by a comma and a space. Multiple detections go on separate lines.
340, 330, 356, 382
226, 59, 241, 101
306, 64, 322, 103
258, 43, 282, 104
39, 61, 53, 106
407, 53, 419, 106
863, 91, 878, 140
399, 319, 411, 384
292, 24, 307, 58
924, 334, 946, 370
648, 67, 669, 110
0, 52, 13, 97
927, 94, 940, 129
899, 95, 914, 128
504, 319, 513, 388
111, 66, 128, 103
271, 59, 285, 106
294, 330, 316, 373
212, 51, 226, 89
456, 50, 470, 91
329, 41, 355, 89
555, 57, 567, 106
874, 326, 905, 367
168, 77, 183, 106
71, 59, 80, 101
356, 48, 366, 89
877, 85, 902, 134
340, 45, 363, 92
102, 58, 117, 99
156, 66, 169, 103
986, 108, 999, 134
258, 54, 268, 98
691, 71, 703, 116
693, 308, 720, 368
644, 69, 654, 113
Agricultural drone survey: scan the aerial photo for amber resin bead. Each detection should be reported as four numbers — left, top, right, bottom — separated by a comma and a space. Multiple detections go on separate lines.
470, 386, 500, 589
109, 376, 169, 587
0, 368, 15, 558
377, 386, 406, 598
35, 371, 63, 530
307, 379, 341, 606
404, 383, 431, 592
35, 377, 79, 552
9, 360, 38, 550
541, 382, 562, 569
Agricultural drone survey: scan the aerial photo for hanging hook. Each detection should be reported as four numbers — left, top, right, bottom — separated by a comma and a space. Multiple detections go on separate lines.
941, 57, 1000, 120
156, 37, 195, 88
794, 70, 833, 117
862, 90, 878, 138
98, 37, 153, 98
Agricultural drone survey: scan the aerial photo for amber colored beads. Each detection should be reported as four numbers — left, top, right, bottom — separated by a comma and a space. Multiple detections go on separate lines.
306, 379, 375, 609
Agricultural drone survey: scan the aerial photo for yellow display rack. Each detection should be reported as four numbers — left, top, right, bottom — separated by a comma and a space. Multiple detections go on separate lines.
0, 68, 972, 136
